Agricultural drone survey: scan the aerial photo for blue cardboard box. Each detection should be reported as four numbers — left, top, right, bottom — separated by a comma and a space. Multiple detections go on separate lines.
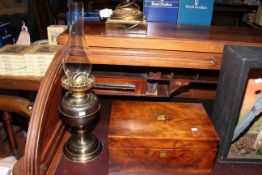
144, 0, 179, 23
177, 0, 214, 25
0, 22, 14, 48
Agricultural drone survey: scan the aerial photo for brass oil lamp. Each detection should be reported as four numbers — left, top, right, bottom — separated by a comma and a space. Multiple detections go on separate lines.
59, 1, 103, 163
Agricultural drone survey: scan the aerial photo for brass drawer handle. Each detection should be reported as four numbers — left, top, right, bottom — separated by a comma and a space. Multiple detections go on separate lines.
159, 151, 168, 159
156, 114, 167, 121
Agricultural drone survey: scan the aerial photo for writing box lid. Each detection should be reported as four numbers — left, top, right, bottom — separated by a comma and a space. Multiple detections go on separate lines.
109, 101, 219, 149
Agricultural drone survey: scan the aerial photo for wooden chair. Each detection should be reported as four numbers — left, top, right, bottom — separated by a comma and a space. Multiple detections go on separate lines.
0, 95, 32, 157
13, 48, 68, 175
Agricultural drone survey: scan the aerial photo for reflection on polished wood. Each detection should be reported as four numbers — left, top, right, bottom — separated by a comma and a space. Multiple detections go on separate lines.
0, 75, 42, 91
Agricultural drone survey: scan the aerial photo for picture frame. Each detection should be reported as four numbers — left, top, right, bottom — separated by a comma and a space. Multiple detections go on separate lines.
212, 45, 262, 163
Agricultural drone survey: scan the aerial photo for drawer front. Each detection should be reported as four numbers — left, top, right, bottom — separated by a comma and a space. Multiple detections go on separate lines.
90, 47, 222, 70
109, 147, 217, 173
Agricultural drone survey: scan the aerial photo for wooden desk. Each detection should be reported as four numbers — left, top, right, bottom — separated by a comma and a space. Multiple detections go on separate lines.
13, 23, 262, 175
58, 22, 262, 63
1, 23, 262, 95
57, 22, 262, 98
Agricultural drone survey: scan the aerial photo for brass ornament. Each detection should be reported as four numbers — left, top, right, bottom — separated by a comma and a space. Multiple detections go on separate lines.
106, 0, 147, 34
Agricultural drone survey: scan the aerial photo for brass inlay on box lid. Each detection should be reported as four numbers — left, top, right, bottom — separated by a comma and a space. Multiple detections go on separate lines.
156, 114, 167, 121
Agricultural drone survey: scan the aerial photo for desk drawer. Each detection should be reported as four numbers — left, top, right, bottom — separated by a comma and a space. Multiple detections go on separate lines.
93, 76, 146, 96
90, 47, 222, 70
109, 147, 217, 173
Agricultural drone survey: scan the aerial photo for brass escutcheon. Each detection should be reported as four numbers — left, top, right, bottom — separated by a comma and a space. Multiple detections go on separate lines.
159, 151, 168, 158
157, 114, 167, 121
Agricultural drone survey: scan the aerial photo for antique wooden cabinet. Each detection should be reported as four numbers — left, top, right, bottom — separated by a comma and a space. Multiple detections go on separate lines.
109, 101, 219, 173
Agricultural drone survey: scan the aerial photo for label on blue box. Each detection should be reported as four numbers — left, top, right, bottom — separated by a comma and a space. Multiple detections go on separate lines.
144, 0, 179, 23
177, 0, 214, 25
0, 22, 14, 48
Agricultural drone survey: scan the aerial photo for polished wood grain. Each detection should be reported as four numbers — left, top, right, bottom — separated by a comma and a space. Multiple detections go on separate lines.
61, 47, 222, 70
58, 23, 262, 54
0, 76, 42, 91
108, 101, 219, 173
13, 49, 66, 175
57, 23, 262, 70
0, 95, 32, 117
55, 22, 262, 98
109, 147, 217, 173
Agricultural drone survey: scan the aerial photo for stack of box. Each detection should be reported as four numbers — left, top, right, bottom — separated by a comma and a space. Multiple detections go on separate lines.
0, 45, 32, 76
143, 0, 215, 25
47, 25, 67, 45
24, 45, 60, 76
0, 44, 60, 77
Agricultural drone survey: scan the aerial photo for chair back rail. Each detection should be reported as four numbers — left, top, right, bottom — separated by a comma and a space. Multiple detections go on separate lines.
0, 95, 32, 118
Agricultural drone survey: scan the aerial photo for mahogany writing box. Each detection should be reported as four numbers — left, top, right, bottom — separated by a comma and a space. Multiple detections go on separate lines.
108, 101, 219, 173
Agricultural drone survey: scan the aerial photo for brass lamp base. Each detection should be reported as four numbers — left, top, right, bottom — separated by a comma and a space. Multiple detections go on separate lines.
63, 131, 103, 163
60, 75, 103, 163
